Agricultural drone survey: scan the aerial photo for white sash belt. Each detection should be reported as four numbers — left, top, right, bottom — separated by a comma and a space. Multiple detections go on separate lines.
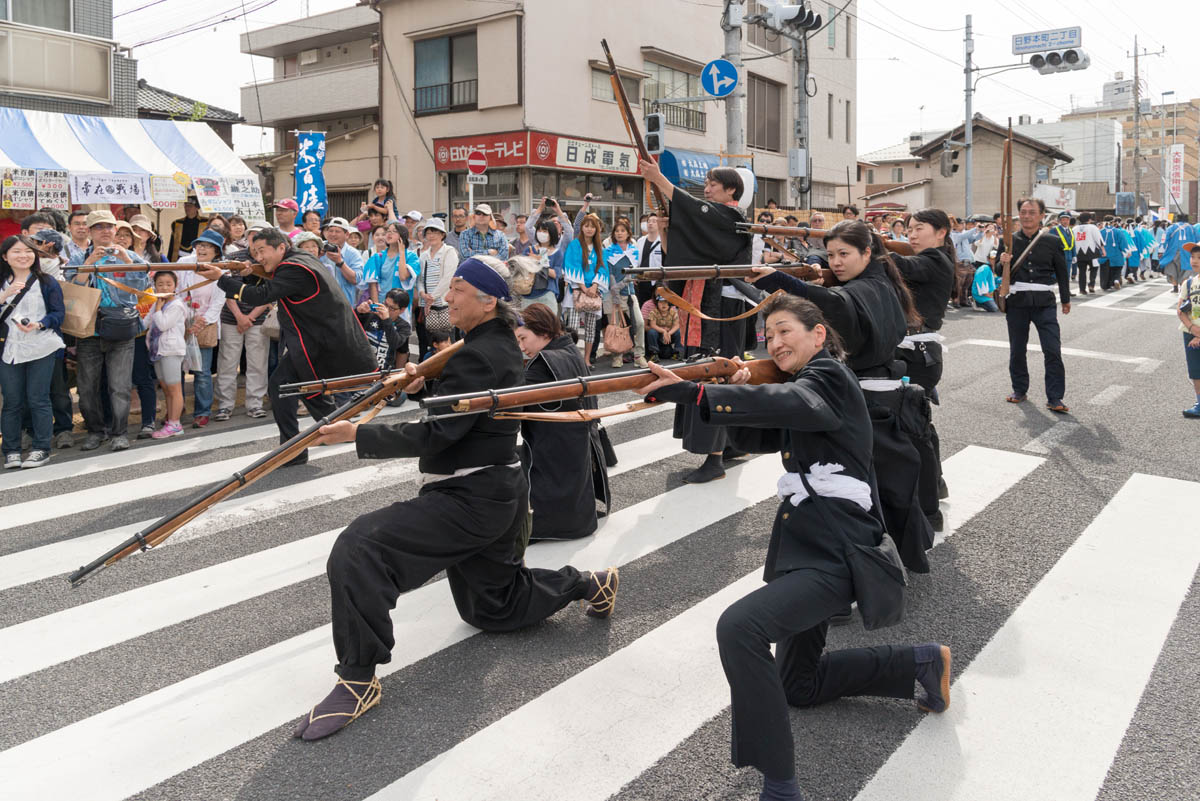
858, 378, 904, 392
419, 462, 520, 488
777, 463, 873, 512
1008, 281, 1056, 294
897, 332, 945, 350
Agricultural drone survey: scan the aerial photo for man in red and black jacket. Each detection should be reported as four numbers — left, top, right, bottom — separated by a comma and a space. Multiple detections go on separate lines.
198, 227, 376, 464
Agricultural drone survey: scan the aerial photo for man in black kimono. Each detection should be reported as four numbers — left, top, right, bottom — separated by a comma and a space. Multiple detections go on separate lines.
639, 158, 753, 483
198, 227, 377, 465
290, 257, 619, 741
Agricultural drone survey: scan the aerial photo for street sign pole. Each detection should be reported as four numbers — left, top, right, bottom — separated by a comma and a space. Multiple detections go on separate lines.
466, 149, 488, 214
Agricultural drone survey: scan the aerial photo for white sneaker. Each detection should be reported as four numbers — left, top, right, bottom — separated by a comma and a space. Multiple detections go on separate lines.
21, 450, 49, 468
4, 453, 21, 470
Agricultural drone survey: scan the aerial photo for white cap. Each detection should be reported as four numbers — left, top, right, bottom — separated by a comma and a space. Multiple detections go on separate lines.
423, 217, 446, 233
403, 209, 423, 222
323, 216, 353, 232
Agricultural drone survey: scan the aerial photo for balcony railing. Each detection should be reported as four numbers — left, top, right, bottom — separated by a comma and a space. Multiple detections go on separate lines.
414, 79, 478, 116
643, 98, 706, 133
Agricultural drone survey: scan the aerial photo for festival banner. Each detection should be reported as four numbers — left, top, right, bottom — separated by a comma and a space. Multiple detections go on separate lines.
150, 175, 187, 209
294, 131, 327, 215
2, 167, 37, 210
70, 173, 151, 204
1167, 144, 1185, 206
191, 175, 236, 215
35, 170, 69, 210
228, 176, 265, 220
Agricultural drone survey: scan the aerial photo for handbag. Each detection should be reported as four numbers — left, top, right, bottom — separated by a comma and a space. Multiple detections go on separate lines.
792, 444, 907, 631
425, 304, 452, 332
574, 287, 602, 314
602, 303, 633, 354
195, 322, 218, 348
183, 332, 204, 373
262, 304, 281, 340
60, 280, 102, 338
96, 305, 142, 341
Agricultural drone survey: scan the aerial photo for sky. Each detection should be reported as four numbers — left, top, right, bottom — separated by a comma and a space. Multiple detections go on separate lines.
115, 0, 1200, 159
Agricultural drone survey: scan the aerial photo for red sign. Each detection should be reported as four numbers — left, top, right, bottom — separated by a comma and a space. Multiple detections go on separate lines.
433, 132, 527, 171
467, 150, 488, 175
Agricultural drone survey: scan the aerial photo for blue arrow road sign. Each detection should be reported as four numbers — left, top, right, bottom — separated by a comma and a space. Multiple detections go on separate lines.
701, 58, 738, 98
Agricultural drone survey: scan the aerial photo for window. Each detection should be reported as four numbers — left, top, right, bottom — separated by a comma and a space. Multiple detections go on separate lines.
591, 69, 640, 104
845, 99, 852, 144
746, 1, 786, 53
867, 169, 875, 183
846, 15, 852, 58
644, 61, 701, 112
754, 177, 785, 211
827, 93, 834, 138
891, 167, 904, 182
414, 32, 477, 115
7, 0, 70, 31
747, 74, 782, 152
827, 5, 837, 48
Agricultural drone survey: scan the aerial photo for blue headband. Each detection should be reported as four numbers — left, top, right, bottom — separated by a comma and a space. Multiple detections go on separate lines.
454, 257, 511, 301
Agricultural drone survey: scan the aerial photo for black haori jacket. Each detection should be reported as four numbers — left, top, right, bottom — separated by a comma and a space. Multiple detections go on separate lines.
356, 317, 523, 475
218, 249, 375, 383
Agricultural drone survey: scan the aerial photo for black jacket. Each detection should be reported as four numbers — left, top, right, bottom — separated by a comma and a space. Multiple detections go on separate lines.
996, 229, 1071, 307
218, 249, 375, 382
357, 317, 522, 474
891, 247, 955, 331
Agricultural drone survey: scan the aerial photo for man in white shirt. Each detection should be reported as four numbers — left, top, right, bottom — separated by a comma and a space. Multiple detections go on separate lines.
321, 217, 367, 306
1072, 212, 1104, 295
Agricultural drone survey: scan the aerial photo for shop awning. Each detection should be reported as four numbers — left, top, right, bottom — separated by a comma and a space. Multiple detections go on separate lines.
0, 108, 253, 178
659, 148, 722, 189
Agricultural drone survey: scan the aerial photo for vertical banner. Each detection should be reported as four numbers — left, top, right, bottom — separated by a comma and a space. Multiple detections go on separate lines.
191, 176, 236, 214
2, 167, 37, 210
294, 131, 327, 216
35, 169, 70, 210
1168, 144, 1185, 205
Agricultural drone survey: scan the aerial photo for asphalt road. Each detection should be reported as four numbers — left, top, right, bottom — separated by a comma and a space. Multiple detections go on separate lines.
0, 275, 1196, 801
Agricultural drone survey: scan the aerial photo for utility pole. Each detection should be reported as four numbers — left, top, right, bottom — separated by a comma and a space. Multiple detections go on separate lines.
794, 33, 810, 209
1127, 36, 1165, 213
722, 1, 748, 169
963, 14, 974, 216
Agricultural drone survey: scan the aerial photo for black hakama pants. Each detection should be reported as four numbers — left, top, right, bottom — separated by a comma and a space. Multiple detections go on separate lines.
717, 567, 916, 779
326, 465, 588, 681
673, 298, 748, 455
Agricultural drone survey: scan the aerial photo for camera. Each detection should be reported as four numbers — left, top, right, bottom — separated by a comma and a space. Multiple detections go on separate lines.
19, 318, 30, 326
322, 241, 340, 254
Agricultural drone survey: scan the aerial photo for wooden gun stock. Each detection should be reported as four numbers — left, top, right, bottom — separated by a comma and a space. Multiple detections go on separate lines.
736, 223, 916, 256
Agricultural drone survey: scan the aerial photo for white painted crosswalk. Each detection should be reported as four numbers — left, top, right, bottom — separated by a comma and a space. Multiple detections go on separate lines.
0, 397, 1194, 801
1077, 280, 1181, 316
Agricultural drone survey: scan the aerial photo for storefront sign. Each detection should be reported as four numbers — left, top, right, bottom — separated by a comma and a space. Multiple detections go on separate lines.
2, 167, 37, 210
191, 175, 236, 215
529, 133, 639, 175
435, 131, 527, 171
69, 172, 151, 204
35, 170, 69, 210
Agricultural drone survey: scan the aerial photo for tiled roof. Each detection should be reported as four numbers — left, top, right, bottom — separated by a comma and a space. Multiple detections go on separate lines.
136, 79, 243, 123
859, 141, 929, 163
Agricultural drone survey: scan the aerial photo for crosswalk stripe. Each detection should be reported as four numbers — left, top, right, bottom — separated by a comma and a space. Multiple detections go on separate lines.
1134, 288, 1182, 312
853, 473, 1200, 801
0, 457, 782, 801
0, 427, 680, 680
953, 339, 1162, 374
1081, 282, 1155, 308
367, 444, 1044, 800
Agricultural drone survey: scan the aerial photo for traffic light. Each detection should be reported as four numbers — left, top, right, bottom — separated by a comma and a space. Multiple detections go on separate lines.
1029, 48, 1090, 74
644, 113, 665, 155
763, 1, 822, 32
940, 145, 960, 178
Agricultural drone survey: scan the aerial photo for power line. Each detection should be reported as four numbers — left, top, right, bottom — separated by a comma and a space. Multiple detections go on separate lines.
240, 0, 268, 152
114, 0, 173, 18
130, 0, 281, 48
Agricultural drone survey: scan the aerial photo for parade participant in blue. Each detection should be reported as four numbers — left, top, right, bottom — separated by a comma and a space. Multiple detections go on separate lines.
1119, 220, 1140, 284
1098, 216, 1126, 291
1160, 214, 1196, 294
749, 220, 934, 574
995, 197, 1071, 413
1133, 219, 1156, 281
364, 221, 420, 323
1051, 211, 1076, 282
1177, 242, 1200, 418
292, 257, 618, 741
635, 293, 950, 801
196, 227, 376, 465
320, 216, 366, 307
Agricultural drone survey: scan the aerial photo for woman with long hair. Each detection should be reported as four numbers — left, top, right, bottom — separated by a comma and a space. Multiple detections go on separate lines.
515, 302, 609, 541
601, 218, 647, 368
636, 293, 950, 801
751, 220, 934, 574
0, 235, 66, 469
562, 213, 608, 367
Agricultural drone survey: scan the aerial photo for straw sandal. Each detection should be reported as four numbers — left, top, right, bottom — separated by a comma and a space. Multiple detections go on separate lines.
294, 676, 382, 741
1005, 393, 1026, 404
582, 568, 620, 619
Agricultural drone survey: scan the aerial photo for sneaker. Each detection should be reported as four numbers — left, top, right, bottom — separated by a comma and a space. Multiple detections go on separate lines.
213, 408, 232, 422
21, 450, 50, 468
634, 356, 649, 368
109, 435, 130, 452
54, 431, 73, 449
80, 433, 104, 451
247, 407, 269, 418
136, 424, 155, 440
914, 643, 952, 713
611, 356, 623, 369
4, 453, 22, 470
192, 415, 210, 429
1183, 402, 1200, 419
152, 422, 184, 439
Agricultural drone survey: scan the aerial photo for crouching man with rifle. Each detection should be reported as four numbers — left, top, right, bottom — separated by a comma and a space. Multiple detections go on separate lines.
292, 257, 619, 741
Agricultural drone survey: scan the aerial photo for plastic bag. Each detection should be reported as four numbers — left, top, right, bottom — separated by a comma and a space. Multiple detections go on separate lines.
183, 332, 203, 372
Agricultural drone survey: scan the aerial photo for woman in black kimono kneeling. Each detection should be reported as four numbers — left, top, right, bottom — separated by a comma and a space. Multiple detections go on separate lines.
637, 294, 950, 801
515, 303, 610, 541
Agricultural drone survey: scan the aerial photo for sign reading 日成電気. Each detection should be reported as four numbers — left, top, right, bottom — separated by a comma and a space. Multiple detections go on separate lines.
294, 131, 327, 216
701, 58, 738, 98
1012, 27, 1081, 55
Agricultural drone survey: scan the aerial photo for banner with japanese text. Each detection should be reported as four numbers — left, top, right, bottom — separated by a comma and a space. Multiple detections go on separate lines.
2, 167, 37, 210
1168, 144, 1185, 206
294, 132, 327, 216
228, 176, 265, 220
191, 175, 236, 215
35, 170, 69, 210
70, 173, 150, 204
150, 175, 188, 209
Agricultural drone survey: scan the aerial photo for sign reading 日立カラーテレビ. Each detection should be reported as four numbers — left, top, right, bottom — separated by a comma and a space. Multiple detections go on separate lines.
1012, 27, 1081, 55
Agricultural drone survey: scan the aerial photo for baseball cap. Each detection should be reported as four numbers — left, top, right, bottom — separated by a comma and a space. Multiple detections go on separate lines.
403, 209, 423, 222
273, 198, 300, 211
422, 217, 446, 234
1183, 242, 1200, 253
86, 210, 118, 228
474, 203, 493, 216
246, 218, 271, 231
323, 216, 353, 232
